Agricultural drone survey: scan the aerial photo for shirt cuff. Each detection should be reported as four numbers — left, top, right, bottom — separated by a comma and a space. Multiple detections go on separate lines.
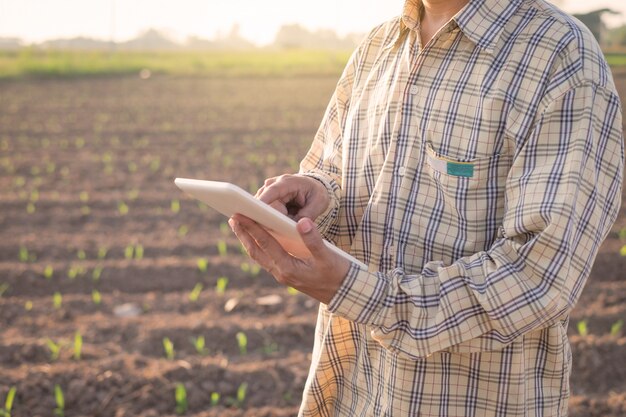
298, 171, 341, 238
327, 261, 390, 324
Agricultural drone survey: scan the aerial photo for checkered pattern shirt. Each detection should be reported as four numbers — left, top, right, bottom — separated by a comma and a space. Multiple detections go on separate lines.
298, 0, 624, 416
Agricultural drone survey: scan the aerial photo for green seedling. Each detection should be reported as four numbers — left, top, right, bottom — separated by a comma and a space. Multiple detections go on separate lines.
19, 247, 29, 263
171, 199, 180, 214
53, 384, 65, 417
262, 341, 279, 355
127, 189, 139, 201
286, 287, 299, 296
134, 244, 144, 260
79, 191, 89, 202
178, 225, 189, 237
46, 162, 56, 173
0, 386, 16, 417
44, 265, 54, 280
118, 201, 129, 216
30, 189, 39, 202
219, 222, 230, 236
0, 284, 10, 298
197, 258, 208, 273
24, 300, 33, 311
127, 161, 137, 172
13, 176, 25, 188
97, 247, 108, 260
80, 205, 91, 215
191, 335, 207, 355
73, 332, 83, 360
174, 383, 188, 415
67, 266, 78, 279
77, 250, 86, 260
577, 320, 588, 337
620, 245, 626, 257
46, 339, 61, 361
92, 266, 103, 281
149, 158, 160, 172
236, 382, 248, 407
240, 262, 250, 273
124, 245, 134, 260
92, 290, 102, 305
188, 283, 203, 302
236, 331, 248, 355
215, 277, 228, 295
26, 202, 36, 214
619, 227, 626, 240
610, 319, 623, 337
53, 292, 62, 309
210, 392, 220, 406
163, 337, 175, 360
217, 240, 227, 257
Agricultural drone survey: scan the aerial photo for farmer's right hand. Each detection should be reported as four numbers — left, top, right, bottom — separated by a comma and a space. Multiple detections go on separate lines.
255, 174, 330, 222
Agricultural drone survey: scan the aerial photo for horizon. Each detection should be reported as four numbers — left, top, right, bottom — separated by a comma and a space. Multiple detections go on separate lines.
0, 0, 625, 47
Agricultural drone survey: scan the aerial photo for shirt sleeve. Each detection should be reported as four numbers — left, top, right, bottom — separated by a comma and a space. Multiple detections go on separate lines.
327, 81, 625, 359
298, 47, 359, 238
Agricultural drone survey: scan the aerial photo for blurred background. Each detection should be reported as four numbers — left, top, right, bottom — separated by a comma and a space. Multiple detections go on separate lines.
0, 1, 625, 417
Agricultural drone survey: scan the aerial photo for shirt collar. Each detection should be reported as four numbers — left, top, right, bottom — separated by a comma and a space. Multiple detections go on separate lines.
398, 0, 525, 54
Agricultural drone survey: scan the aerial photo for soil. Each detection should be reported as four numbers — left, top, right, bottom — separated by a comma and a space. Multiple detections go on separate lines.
0, 72, 625, 416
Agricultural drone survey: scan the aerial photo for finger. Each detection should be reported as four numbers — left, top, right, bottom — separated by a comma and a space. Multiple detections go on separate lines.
296, 218, 328, 260
230, 216, 279, 273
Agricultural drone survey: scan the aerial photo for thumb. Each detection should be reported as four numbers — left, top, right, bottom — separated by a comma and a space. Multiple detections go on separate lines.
296, 218, 327, 259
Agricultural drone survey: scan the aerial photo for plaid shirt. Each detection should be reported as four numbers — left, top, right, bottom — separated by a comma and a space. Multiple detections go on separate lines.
298, 0, 624, 416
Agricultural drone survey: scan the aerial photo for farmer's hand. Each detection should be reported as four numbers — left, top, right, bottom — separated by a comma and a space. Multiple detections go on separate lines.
255, 174, 329, 222
228, 214, 350, 304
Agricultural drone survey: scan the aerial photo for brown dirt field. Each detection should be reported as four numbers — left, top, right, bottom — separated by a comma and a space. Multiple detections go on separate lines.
0, 71, 625, 417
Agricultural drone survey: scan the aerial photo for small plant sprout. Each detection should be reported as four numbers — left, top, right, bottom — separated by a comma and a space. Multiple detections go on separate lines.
53, 384, 65, 417
53, 292, 62, 309
0, 284, 9, 298
118, 201, 129, 216
217, 240, 227, 257
219, 222, 230, 236
46, 339, 61, 361
97, 247, 108, 260
171, 199, 180, 214
124, 245, 134, 260
77, 250, 86, 260
236, 331, 248, 355
92, 290, 102, 305
134, 244, 144, 260
191, 335, 207, 355
577, 320, 589, 337
236, 382, 248, 407
26, 202, 35, 214
163, 337, 175, 360
178, 225, 189, 237
44, 265, 54, 280
1, 386, 16, 417
188, 283, 203, 302
73, 332, 83, 360
215, 277, 228, 295
210, 392, 220, 406
24, 300, 33, 311
287, 287, 299, 296
620, 245, 626, 257
92, 266, 103, 281
19, 247, 29, 262
197, 258, 208, 273
610, 319, 623, 337
79, 191, 89, 203
174, 383, 188, 415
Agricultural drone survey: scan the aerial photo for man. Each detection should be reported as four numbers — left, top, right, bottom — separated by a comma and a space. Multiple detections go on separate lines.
229, 0, 624, 415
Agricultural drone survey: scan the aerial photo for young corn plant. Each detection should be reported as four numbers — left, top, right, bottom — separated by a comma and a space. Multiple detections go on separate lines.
577, 320, 589, 337
210, 392, 220, 406
178, 225, 189, 237
44, 265, 54, 280
53, 384, 65, 417
92, 266, 103, 281
236, 331, 248, 355
46, 339, 62, 361
215, 277, 228, 295
134, 244, 144, 260
217, 240, 227, 257
188, 283, 203, 302
118, 201, 129, 216
0, 386, 16, 417
124, 245, 134, 260
174, 383, 188, 415
171, 199, 181, 214
73, 332, 83, 361
53, 292, 62, 309
610, 319, 623, 337
0, 284, 9, 298
92, 290, 102, 305
191, 335, 207, 355
236, 382, 248, 407
97, 246, 108, 260
163, 337, 175, 360
196, 258, 208, 274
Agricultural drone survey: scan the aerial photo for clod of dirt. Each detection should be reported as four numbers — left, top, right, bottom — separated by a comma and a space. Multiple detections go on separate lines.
113, 303, 143, 318
256, 294, 283, 306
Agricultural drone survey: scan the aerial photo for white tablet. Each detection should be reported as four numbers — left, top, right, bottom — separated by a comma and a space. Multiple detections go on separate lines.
174, 178, 366, 268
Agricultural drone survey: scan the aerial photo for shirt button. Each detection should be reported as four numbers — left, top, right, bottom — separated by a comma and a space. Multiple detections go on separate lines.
398, 166, 406, 176
409, 85, 419, 95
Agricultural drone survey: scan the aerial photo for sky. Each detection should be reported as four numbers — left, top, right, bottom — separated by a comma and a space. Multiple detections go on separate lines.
0, 0, 625, 46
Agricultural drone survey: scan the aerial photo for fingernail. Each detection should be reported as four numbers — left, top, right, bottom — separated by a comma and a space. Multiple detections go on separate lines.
300, 218, 313, 233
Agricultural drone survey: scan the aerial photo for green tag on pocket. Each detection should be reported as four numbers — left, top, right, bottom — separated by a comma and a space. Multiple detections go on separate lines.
446, 162, 474, 178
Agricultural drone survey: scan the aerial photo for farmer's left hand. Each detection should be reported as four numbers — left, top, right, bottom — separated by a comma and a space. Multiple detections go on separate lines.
228, 213, 351, 304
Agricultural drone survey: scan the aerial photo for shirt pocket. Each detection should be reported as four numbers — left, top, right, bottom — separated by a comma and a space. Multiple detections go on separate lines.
424, 141, 511, 249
